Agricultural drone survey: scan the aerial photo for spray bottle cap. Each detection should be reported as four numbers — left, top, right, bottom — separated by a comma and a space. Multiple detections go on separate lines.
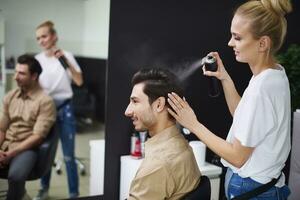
205, 55, 216, 64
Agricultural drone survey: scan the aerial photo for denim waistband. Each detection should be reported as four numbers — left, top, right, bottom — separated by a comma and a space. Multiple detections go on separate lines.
55, 99, 71, 110
225, 168, 290, 200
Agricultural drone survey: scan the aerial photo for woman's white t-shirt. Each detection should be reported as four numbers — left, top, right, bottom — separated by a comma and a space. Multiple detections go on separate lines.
35, 51, 82, 101
221, 65, 291, 187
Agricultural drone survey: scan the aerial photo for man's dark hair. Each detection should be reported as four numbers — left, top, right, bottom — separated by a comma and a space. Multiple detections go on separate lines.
132, 68, 184, 118
17, 54, 42, 79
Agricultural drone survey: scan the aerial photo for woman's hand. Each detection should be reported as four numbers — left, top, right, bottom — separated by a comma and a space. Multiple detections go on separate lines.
203, 52, 230, 81
0, 150, 5, 162
53, 48, 65, 59
0, 151, 14, 164
167, 92, 200, 133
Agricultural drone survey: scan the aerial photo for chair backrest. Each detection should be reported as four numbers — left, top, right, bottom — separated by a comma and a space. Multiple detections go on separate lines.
27, 123, 59, 180
72, 84, 96, 118
183, 175, 211, 200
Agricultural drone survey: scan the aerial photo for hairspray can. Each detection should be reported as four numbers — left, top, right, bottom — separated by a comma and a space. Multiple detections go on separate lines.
203, 55, 220, 97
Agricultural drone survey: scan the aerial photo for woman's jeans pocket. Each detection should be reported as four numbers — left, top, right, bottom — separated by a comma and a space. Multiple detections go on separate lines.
227, 173, 243, 199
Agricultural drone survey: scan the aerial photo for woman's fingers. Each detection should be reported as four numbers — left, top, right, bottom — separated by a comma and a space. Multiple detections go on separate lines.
171, 92, 185, 108
167, 96, 180, 113
169, 92, 186, 108
211, 52, 224, 69
167, 108, 178, 120
203, 67, 217, 76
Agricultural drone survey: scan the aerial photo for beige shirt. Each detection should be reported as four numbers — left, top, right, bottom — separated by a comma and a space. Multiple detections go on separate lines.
128, 125, 201, 200
0, 86, 56, 151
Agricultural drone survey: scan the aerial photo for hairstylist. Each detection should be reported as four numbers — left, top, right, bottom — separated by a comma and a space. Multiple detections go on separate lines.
34, 20, 83, 199
168, 0, 292, 199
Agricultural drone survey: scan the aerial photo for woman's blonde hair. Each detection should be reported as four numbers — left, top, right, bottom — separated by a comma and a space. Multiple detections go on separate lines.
36, 20, 56, 35
235, 0, 292, 54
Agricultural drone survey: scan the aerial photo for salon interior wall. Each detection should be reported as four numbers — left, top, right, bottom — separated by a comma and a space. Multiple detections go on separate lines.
0, 0, 109, 197
0, 0, 109, 59
105, 0, 300, 199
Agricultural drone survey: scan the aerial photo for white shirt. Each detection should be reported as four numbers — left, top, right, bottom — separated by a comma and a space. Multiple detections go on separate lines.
221, 65, 291, 187
35, 50, 82, 101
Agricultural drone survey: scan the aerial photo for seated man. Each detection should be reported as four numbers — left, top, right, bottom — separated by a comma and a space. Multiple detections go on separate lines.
0, 54, 56, 200
125, 68, 201, 200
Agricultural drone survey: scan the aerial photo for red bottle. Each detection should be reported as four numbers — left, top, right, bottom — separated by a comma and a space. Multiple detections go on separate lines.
131, 133, 142, 159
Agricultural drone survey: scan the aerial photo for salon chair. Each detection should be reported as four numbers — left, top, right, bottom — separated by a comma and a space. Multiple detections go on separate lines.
28, 124, 59, 180
0, 124, 59, 197
183, 175, 211, 200
72, 84, 96, 130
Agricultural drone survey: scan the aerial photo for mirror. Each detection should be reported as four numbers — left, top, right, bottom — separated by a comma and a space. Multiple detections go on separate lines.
0, 0, 109, 198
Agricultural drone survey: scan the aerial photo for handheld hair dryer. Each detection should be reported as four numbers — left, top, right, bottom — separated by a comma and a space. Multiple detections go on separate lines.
58, 56, 69, 69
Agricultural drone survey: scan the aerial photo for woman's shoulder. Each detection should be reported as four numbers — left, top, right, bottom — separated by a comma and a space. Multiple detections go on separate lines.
35, 52, 46, 60
62, 50, 74, 57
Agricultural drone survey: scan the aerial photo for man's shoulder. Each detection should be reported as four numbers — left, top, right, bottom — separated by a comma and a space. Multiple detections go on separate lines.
35, 52, 44, 59
3, 88, 21, 102
38, 88, 53, 100
163, 136, 195, 162
6, 88, 20, 95
147, 137, 189, 163
39, 92, 54, 103
136, 157, 168, 179
34, 87, 55, 106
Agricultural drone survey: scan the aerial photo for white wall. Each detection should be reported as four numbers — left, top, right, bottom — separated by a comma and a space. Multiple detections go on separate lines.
0, 0, 110, 59
83, 0, 110, 58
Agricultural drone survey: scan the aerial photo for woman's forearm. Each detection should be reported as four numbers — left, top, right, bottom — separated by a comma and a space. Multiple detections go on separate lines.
191, 122, 253, 168
221, 76, 241, 116
67, 62, 83, 86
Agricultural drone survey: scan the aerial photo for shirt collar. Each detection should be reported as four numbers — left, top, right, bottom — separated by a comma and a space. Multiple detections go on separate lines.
16, 84, 42, 100
145, 125, 180, 156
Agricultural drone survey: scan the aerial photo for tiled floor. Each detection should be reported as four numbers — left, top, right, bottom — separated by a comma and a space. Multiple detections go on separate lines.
0, 121, 105, 200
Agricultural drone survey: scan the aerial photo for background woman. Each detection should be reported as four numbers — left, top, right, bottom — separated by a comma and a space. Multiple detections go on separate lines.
34, 20, 83, 199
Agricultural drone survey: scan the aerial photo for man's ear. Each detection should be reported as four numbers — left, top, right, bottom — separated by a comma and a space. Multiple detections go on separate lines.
31, 73, 38, 82
258, 36, 271, 52
153, 97, 166, 113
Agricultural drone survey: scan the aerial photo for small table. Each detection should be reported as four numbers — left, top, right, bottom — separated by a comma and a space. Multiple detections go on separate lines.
89, 140, 105, 195
119, 155, 222, 200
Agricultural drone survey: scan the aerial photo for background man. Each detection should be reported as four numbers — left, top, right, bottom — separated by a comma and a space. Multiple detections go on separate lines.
0, 54, 56, 200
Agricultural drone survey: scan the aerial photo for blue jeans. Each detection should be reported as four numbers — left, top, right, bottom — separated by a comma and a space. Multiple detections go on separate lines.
41, 102, 79, 198
225, 168, 290, 200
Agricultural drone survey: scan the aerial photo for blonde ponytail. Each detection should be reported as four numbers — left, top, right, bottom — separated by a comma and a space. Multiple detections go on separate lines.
36, 20, 56, 35
261, 0, 292, 16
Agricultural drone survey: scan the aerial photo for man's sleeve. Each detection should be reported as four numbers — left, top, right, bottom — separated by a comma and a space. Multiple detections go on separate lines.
0, 93, 12, 132
128, 164, 175, 200
33, 97, 56, 138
